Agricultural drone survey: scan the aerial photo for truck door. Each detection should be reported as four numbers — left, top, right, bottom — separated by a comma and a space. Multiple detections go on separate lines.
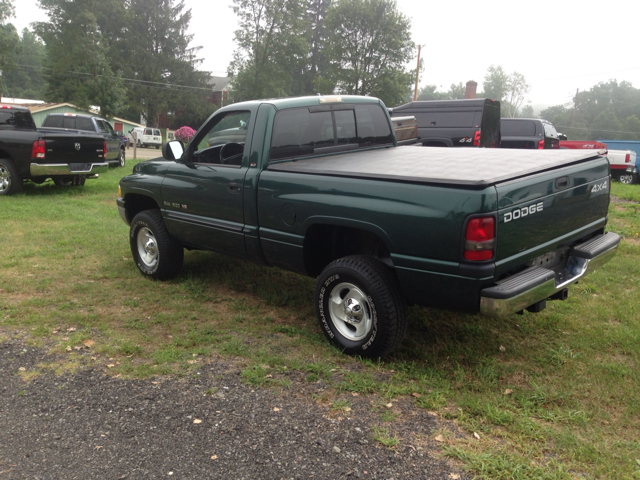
160, 110, 251, 256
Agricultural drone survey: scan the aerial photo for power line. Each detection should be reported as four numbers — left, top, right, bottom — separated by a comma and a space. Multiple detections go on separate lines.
4, 63, 218, 93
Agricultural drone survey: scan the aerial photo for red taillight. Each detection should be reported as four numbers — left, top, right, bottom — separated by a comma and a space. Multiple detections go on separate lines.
464, 217, 494, 261
473, 130, 481, 146
537, 140, 545, 149
103, 141, 107, 159
625, 153, 630, 163
1, 105, 12, 109
31, 140, 45, 159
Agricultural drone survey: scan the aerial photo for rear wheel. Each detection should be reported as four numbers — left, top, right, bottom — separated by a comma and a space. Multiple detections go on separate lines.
619, 173, 636, 185
130, 210, 183, 280
315, 255, 407, 358
0, 159, 22, 195
118, 148, 126, 167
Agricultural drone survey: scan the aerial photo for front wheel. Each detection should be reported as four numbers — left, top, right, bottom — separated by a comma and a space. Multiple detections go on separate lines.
0, 159, 22, 195
315, 255, 407, 358
130, 210, 183, 280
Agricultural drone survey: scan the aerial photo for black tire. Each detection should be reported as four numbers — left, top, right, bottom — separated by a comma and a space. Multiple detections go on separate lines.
53, 175, 85, 187
0, 158, 22, 195
315, 255, 407, 358
118, 148, 126, 167
130, 210, 183, 280
155, 145, 160, 149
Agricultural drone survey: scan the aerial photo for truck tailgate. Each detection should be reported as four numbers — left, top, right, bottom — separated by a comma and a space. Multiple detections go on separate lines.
42, 133, 105, 164
495, 154, 610, 268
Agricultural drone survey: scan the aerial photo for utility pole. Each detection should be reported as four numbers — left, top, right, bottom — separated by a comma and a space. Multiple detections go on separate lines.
413, 45, 422, 101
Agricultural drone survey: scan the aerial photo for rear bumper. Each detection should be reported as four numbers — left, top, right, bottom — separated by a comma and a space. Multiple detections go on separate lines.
480, 232, 620, 317
30, 163, 109, 176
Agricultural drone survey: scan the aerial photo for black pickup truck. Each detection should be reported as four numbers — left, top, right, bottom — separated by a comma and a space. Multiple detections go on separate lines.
389, 98, 501, 148
41, 113, 127, 167
0, 105, 108, 195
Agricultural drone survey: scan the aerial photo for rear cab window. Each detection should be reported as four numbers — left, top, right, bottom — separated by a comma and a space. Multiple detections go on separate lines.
269, 103, 392, 161
76, 117, 94, 131
0, 110, 36, 130
501, 120, 536, 136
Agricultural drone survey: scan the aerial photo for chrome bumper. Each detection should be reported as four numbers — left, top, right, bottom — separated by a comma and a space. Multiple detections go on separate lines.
480, 232, 620, 318
30, 163, 109, 176
116, 197, 128, 225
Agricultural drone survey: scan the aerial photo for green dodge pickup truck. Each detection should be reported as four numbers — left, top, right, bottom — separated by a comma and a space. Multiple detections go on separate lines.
117, 95, 620, 357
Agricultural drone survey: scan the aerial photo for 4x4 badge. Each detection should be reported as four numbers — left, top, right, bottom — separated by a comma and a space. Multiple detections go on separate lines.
75, 143, 81, 151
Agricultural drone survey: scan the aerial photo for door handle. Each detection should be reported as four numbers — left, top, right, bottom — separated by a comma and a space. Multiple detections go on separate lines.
228, 182, 242, 193
555, 176, 569, 189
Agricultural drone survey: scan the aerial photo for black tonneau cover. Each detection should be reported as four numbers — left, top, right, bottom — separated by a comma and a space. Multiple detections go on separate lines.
266, 147, 605, 187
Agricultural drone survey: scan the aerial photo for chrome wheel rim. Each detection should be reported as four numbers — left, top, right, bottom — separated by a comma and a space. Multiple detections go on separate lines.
136, 227, 158, 268
328, 282, 373, 341
0, 165, 9, 192
119, 151, 125, 167
620, 174, 633, 184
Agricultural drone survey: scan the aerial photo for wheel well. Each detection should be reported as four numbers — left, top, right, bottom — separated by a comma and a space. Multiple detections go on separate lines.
0, 150, 14, 161
124, 194, 160, 224
303, 224, 393, 277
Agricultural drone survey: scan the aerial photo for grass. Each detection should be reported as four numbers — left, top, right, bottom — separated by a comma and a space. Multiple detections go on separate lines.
1, 166, 639, 479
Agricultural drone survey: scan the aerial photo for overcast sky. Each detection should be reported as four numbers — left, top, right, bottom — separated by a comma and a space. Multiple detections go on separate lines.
12, 0, 640, 109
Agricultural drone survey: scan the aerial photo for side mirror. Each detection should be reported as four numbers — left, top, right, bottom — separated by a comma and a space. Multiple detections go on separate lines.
162, 140, 185, 160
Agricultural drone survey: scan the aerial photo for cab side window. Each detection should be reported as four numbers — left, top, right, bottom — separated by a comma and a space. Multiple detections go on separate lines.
191, 110, 251, 166
97, 120, 110, 134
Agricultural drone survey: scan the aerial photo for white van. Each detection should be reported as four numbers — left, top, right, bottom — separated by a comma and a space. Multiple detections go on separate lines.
128, 127, 162, 149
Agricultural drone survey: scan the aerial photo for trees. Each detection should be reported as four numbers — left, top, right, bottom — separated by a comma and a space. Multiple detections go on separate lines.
415, 84, 448, 101
325, 0, 414, 107
447, 82, 465, 100
2, 28, 47, 99
229, 0, 415, 107
541, 81, 640, 140
481, 65, 530, 117
117, 0, 210, 128
520, 105, 535, 118
228, 0, 308, 102
0, 0, 20, 95
503, 72, 530, 118
482, 65, 508, 101
33, 0, 209, 126
35, 0, 126, 118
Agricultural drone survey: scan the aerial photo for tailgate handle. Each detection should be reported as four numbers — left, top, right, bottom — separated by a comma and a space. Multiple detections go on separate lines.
555, 176, 569, 189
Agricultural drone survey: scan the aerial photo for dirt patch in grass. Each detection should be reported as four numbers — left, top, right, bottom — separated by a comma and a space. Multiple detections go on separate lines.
610, 195, 640, 204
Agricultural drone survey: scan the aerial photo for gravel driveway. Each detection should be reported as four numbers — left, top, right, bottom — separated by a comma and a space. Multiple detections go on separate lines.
0, 337, 470, 479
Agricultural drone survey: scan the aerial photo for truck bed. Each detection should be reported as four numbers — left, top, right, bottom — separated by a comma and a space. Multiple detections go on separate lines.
267, 147, 605, 187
